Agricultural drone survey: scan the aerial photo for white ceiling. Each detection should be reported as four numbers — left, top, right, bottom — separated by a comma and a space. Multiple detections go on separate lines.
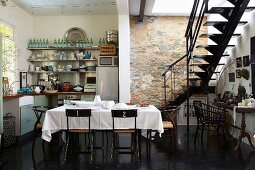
5, 0, 228, 16
10, 0, 118, 15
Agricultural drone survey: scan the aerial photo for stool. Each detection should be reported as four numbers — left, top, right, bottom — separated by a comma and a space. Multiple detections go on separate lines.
31, 106, 52, 164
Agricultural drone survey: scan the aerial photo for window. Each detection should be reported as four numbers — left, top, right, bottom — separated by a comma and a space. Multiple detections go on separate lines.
0, 21, 17, 84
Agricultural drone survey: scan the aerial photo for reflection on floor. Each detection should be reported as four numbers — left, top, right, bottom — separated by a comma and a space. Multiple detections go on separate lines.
2, 126, 255, 170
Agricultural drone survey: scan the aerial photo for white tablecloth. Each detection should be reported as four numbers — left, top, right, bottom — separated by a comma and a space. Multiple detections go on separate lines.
42, 105, 164, 142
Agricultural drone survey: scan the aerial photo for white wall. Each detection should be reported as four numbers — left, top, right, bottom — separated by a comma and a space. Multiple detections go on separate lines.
0, 1, 33, 89
33, 15, 118, 45
216, 11, 255, 144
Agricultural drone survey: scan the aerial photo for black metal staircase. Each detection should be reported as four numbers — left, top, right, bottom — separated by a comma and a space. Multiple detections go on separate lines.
162, 0, 253, 121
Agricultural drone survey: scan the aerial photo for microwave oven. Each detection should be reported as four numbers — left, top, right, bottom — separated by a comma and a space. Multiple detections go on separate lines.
98, 56, 118, 66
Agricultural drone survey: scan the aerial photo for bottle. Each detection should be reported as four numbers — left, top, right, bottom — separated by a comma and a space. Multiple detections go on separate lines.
42, 38, 46, 48
242, 98, 246, 106
35, 39, 39, 48
76, 40, 79, 48
39, 38, 42, 48
98, 38, 102, 46
94, 95, 101, 107
90, 38, 93, 47
46, 39, 49, 48
57, 39, 61, 48
67, 40, 71, 48
53, 39, 57, 48
28, 39, 32, 48
102, 38, 106, 45
61, 39, 64, 48
83, 40, 86, 48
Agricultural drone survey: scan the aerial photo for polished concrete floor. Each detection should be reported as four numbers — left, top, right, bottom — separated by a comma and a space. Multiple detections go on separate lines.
2, 126, 255, 170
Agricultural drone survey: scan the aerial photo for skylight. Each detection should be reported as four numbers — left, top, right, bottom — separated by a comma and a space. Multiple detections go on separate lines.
152, 0, 194, 15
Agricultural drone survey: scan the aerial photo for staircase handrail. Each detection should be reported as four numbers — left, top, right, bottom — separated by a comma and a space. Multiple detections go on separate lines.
162, 54, 187, 76
185, 0, 200, 37
162, 0, 209, 128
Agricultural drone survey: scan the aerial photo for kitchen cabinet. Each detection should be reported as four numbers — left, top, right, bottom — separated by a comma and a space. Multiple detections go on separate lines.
20, 104, 36, 135
34, 95, 49, 106
81, 95, 95, 101
3, 96, 35, 137
27, 47, 99, 86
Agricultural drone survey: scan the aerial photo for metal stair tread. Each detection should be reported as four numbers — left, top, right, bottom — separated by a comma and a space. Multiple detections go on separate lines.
199, 33, 241, 38
203, 21, 248, 26
207, 7, 234, 14
196, 44, 235, 48
189, 71, 205, 73
193, 54, 229, 58
245, 7, 255, 12
190, 63, 209, 66
207, 7, 255, 13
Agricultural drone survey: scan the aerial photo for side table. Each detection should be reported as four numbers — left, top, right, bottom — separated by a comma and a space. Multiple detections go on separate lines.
234, 107, 255, 152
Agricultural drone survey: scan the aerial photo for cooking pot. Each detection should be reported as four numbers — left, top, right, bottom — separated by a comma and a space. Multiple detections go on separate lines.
63, 82, 72, 92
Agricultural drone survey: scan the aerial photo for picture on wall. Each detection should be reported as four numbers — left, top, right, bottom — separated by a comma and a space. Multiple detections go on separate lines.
236, 69, 241, 78
243, 55, 250, 67
236, 57, 242, 68
229, 72, 235, 82
183, 96, 207, 119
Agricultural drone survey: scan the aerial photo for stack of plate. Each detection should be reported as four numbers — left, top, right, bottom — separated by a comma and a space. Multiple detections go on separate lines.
106, 30, 118, 44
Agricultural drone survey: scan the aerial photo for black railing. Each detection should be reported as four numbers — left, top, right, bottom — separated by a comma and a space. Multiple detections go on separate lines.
162, 0, 209, 131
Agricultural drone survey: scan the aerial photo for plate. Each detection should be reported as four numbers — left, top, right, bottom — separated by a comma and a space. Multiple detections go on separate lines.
65, 27, 86, 46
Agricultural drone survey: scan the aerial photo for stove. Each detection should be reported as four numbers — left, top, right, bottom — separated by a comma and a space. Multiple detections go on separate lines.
57, 94, 81, 106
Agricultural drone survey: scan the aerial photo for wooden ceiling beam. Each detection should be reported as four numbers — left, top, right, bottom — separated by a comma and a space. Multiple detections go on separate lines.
139, 0, 146, 22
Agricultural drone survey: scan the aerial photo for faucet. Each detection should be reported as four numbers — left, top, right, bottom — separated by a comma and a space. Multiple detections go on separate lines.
7, 81, 20, 94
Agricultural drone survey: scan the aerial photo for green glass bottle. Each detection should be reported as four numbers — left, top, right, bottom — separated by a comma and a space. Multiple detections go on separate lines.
98, 38, 102, 46
42, 38, 46, 48
28, 39, 32, 48
46, 39, 49, 48
58, 39, 61, 48
54, 39, 57, 48
90, 38, 93, 47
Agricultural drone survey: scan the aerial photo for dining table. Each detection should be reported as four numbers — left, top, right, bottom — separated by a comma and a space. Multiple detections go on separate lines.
41, 103, 164, 163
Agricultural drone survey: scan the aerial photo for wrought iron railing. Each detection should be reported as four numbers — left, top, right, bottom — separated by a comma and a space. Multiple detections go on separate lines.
162, 0, 209, 131
162, 0, 208, 106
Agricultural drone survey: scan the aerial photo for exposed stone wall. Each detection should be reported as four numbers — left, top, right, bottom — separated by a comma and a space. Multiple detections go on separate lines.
130, 16, 207, 107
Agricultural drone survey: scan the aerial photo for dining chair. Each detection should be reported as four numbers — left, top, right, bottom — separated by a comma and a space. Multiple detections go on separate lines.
65, 109, 94, 163
31, 105, 52, 164
193, 102, 226, 146
147, 106, 180, 157
111, 109, 138, 163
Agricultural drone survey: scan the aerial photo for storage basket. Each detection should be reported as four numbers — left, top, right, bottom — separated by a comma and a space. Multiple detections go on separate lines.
3, 113, 16, 147
100, 44, 117, 56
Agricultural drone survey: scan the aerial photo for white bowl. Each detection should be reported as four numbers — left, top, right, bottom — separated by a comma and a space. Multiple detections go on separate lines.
75, 101, 95, 108
73, 86, 83, 92
102, 101, 115, 109
115, 103, 128, 109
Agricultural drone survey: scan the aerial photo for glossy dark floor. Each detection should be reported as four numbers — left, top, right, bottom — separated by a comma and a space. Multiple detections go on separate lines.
2, 126, 255, 170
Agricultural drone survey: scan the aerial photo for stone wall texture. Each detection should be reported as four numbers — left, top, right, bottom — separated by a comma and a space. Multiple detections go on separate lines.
130, 16, 207, 107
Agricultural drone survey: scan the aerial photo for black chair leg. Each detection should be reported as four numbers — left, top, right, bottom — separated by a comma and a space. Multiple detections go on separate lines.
201, 125, 205, 143
42, 140, 47, 162
194, 125, 199, 144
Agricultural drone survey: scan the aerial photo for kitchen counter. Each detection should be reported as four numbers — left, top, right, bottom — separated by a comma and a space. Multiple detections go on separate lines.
3, 92, 96, 100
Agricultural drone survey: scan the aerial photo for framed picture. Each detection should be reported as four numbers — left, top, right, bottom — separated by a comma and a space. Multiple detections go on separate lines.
243, 55, 250, 67
229, 72, 235, 82
236, 69, 241, 78
183, 96, 207, 119
236, 57, 242, 68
